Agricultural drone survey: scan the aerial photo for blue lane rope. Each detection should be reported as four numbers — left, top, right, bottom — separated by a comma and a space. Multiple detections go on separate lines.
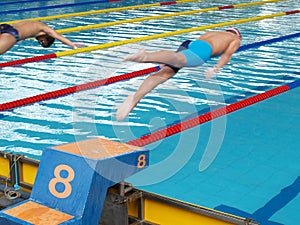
0, 0, 115, 15
237, 32, 300, 52
287, 79, 300, 90
0, 0, 49, 6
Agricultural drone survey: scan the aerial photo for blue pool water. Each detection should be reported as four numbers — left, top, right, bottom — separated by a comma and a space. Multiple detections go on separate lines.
1, 0, 300, 224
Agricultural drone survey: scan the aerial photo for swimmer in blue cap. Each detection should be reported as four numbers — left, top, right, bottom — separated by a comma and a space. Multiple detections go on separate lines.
0, 21, 82, 55
117, 29, 241, 120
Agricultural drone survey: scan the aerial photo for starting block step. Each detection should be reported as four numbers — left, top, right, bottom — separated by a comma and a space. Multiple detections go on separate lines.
1, 201, 74, 225
0, 138, 149, 225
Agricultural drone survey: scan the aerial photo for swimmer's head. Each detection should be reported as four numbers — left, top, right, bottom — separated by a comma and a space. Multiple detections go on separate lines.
36, 34, 55, 48
226, 28, 242, 39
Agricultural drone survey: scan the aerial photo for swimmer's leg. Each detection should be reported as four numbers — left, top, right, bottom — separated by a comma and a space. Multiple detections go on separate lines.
116, 66, 176, 120
116, 95, 136, 121
124, 49, 186, 68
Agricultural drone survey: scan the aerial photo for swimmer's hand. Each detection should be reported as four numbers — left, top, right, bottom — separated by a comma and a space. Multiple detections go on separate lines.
205, 67, 220, 79
73, 43, 86, 49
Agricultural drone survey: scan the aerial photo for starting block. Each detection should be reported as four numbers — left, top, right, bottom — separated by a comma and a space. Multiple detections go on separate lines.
0, 138, 149, 225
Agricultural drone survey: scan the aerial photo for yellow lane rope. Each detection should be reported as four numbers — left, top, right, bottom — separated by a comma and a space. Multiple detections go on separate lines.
56, 10, 296, 57
5, 0, 197, 24
55, 0, 281, 34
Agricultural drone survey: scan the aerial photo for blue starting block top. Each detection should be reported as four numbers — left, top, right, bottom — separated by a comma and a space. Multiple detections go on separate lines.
0, 138, 149, 225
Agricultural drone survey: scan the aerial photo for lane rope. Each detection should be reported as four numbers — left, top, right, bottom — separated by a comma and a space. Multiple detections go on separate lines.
0, 32, 299, 112
0, 0, 49, 6
126, 80, 300, 147
0, 0, 122, 15
5, 0, 280, 34
56, 0, 280, 34
4, 0, 197, 24
0, 9, 298, 69
0, 66, 160, 112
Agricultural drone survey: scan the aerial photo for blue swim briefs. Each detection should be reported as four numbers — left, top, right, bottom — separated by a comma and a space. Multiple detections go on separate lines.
180, 40, 212, 67
0, 24, 20, 42
164, 40, 191, 73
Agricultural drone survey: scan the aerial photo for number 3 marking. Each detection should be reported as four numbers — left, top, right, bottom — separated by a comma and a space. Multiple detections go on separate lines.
49, 164, 75, 199
137, 154, 147, 169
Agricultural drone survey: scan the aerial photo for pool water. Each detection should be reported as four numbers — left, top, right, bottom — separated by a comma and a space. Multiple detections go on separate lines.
1, 0, 300, 224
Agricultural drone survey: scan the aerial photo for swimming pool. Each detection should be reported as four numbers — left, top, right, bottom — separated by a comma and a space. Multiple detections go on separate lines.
1, 0, 300, 224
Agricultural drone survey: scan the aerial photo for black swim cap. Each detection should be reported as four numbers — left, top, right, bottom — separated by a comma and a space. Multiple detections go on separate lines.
36, 34, 55, 48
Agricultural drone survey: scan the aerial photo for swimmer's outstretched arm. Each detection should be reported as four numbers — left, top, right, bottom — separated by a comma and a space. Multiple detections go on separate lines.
41, 24, 79, 49
205, 39, 240, 79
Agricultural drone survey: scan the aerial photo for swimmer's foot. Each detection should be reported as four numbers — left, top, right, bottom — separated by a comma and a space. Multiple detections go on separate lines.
124, 48, 147, 62
116, 95, 136, 121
